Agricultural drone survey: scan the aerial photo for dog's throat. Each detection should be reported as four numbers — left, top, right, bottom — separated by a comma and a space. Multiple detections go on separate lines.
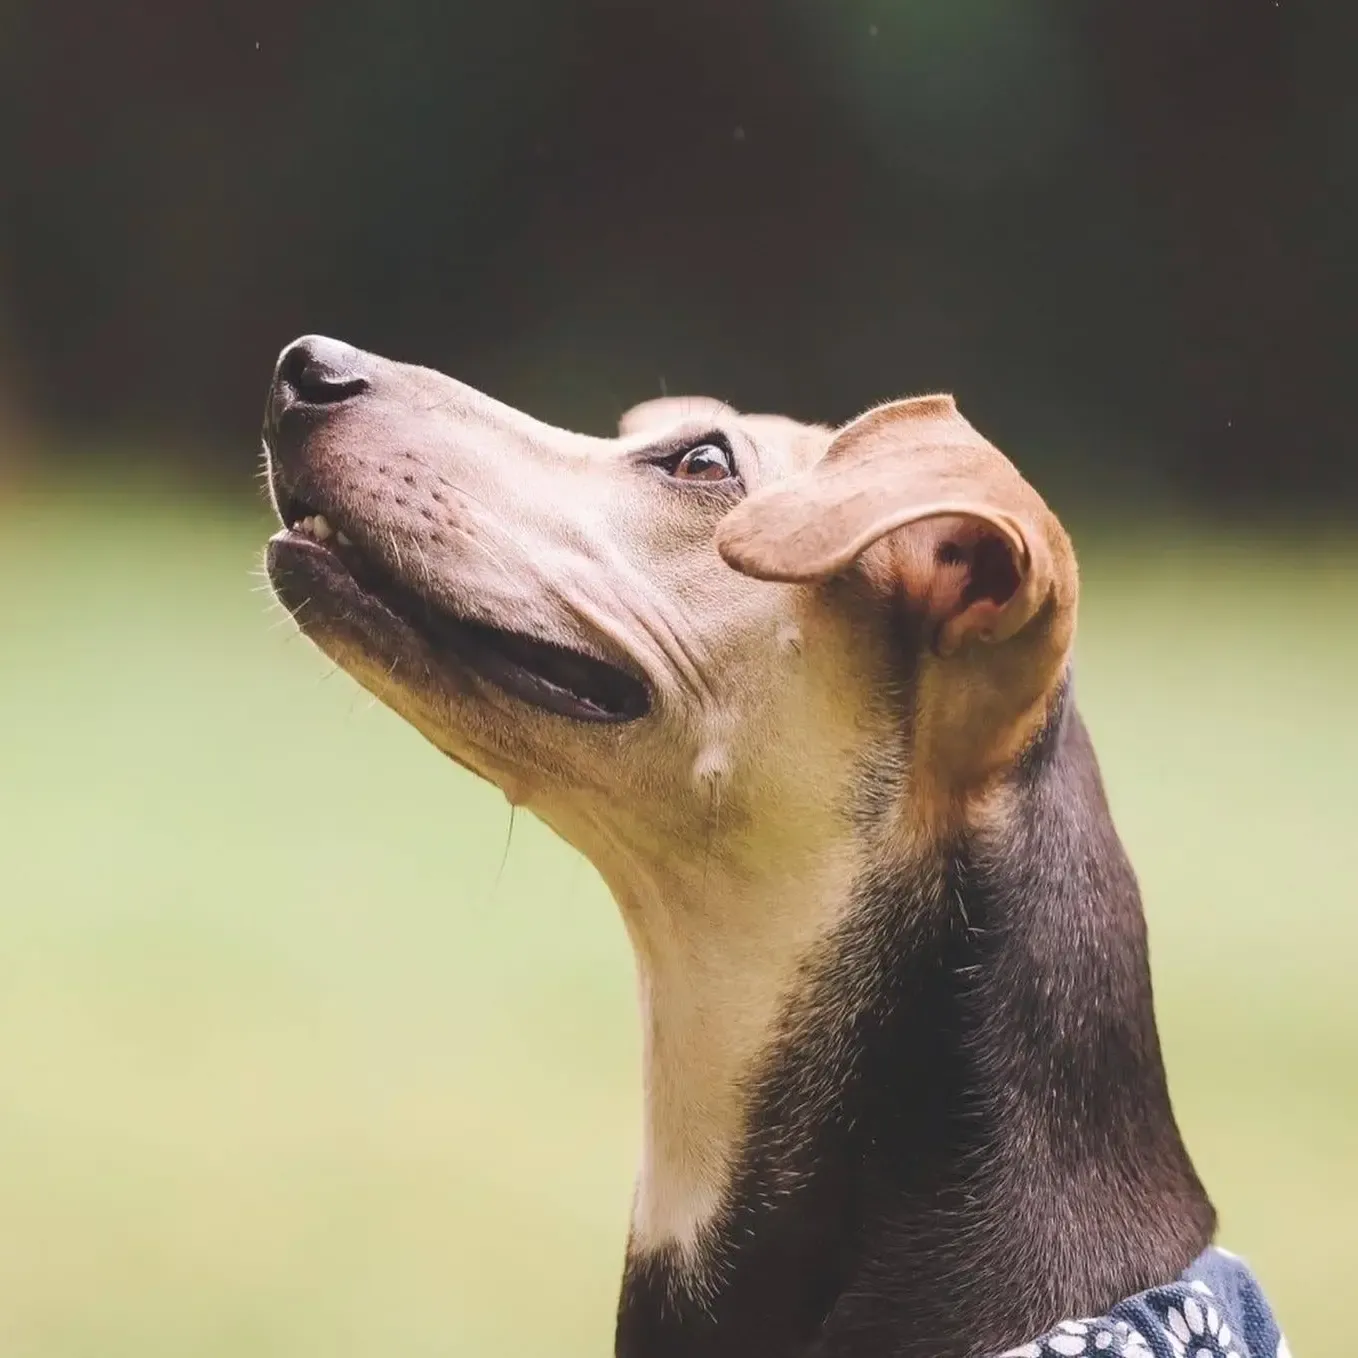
617, 848, 862, 1266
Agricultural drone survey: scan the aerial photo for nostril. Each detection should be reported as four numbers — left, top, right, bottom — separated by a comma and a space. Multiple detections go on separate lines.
276, 336, 370, 406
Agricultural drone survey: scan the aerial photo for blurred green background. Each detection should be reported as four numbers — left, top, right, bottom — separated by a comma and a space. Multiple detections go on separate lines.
1, 2, 1354, 1355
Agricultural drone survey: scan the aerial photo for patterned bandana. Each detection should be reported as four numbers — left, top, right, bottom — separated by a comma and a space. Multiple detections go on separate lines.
997, 1248, 1291, 1358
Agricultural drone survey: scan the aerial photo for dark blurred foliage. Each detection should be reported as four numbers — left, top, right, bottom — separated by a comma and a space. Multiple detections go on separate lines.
1, 0, 1354, 508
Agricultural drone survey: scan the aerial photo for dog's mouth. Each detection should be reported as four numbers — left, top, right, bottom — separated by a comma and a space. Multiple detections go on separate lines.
267, 490, 651, 725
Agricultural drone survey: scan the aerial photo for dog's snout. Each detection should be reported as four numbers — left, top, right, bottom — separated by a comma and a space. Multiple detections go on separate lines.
274, 335, 370, 407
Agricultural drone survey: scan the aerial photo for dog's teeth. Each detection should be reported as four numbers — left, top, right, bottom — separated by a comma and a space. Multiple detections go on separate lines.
290, 513, 348, 544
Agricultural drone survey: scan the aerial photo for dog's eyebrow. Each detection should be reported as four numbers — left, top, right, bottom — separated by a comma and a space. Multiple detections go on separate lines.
616, 414, 739, 455
617, 395, 736, 438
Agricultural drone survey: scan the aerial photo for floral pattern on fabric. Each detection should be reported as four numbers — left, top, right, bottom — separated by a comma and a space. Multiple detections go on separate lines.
996, 1248, 1290, 1358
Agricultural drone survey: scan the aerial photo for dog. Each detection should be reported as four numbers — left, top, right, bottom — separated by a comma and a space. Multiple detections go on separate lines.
261, 335, 1222, 1358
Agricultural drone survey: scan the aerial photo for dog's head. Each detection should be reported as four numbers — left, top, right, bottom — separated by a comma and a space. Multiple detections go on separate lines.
263, 336, 1076, 897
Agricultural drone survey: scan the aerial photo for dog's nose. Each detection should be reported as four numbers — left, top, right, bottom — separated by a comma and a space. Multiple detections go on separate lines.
273, 334, 371, 407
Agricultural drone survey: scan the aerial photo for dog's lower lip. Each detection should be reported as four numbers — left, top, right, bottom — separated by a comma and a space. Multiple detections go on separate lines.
268, 528, 651, 724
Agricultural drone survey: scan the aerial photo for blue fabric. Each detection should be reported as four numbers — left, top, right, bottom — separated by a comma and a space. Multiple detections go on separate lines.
997, 1248, 1291, 1358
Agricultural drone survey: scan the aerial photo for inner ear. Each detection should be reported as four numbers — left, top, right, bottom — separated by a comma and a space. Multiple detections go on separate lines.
947, 524, 1021, 612
896, 516, 1026, 655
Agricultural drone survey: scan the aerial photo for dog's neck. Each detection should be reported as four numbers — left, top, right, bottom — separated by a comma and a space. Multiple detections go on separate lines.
610, 833, 862, 1266
602, 692, 1215, 1358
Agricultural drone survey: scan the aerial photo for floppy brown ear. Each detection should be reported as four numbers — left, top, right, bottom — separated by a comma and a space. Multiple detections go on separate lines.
714, 395, 1076, 659
618, 395, 732, 439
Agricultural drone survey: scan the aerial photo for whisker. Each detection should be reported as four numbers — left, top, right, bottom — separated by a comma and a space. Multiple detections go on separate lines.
701, 774, 721, 911
411, 535, 435, 592
267, 596, 311, 633
359, 654, 401, 713
492, 805, 518, 900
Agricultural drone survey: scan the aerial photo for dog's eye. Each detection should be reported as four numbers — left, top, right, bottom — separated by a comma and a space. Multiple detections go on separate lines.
667, 443, 735, 482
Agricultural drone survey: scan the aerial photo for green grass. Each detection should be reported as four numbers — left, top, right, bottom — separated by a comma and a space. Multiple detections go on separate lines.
0, 478, 1353, 1356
